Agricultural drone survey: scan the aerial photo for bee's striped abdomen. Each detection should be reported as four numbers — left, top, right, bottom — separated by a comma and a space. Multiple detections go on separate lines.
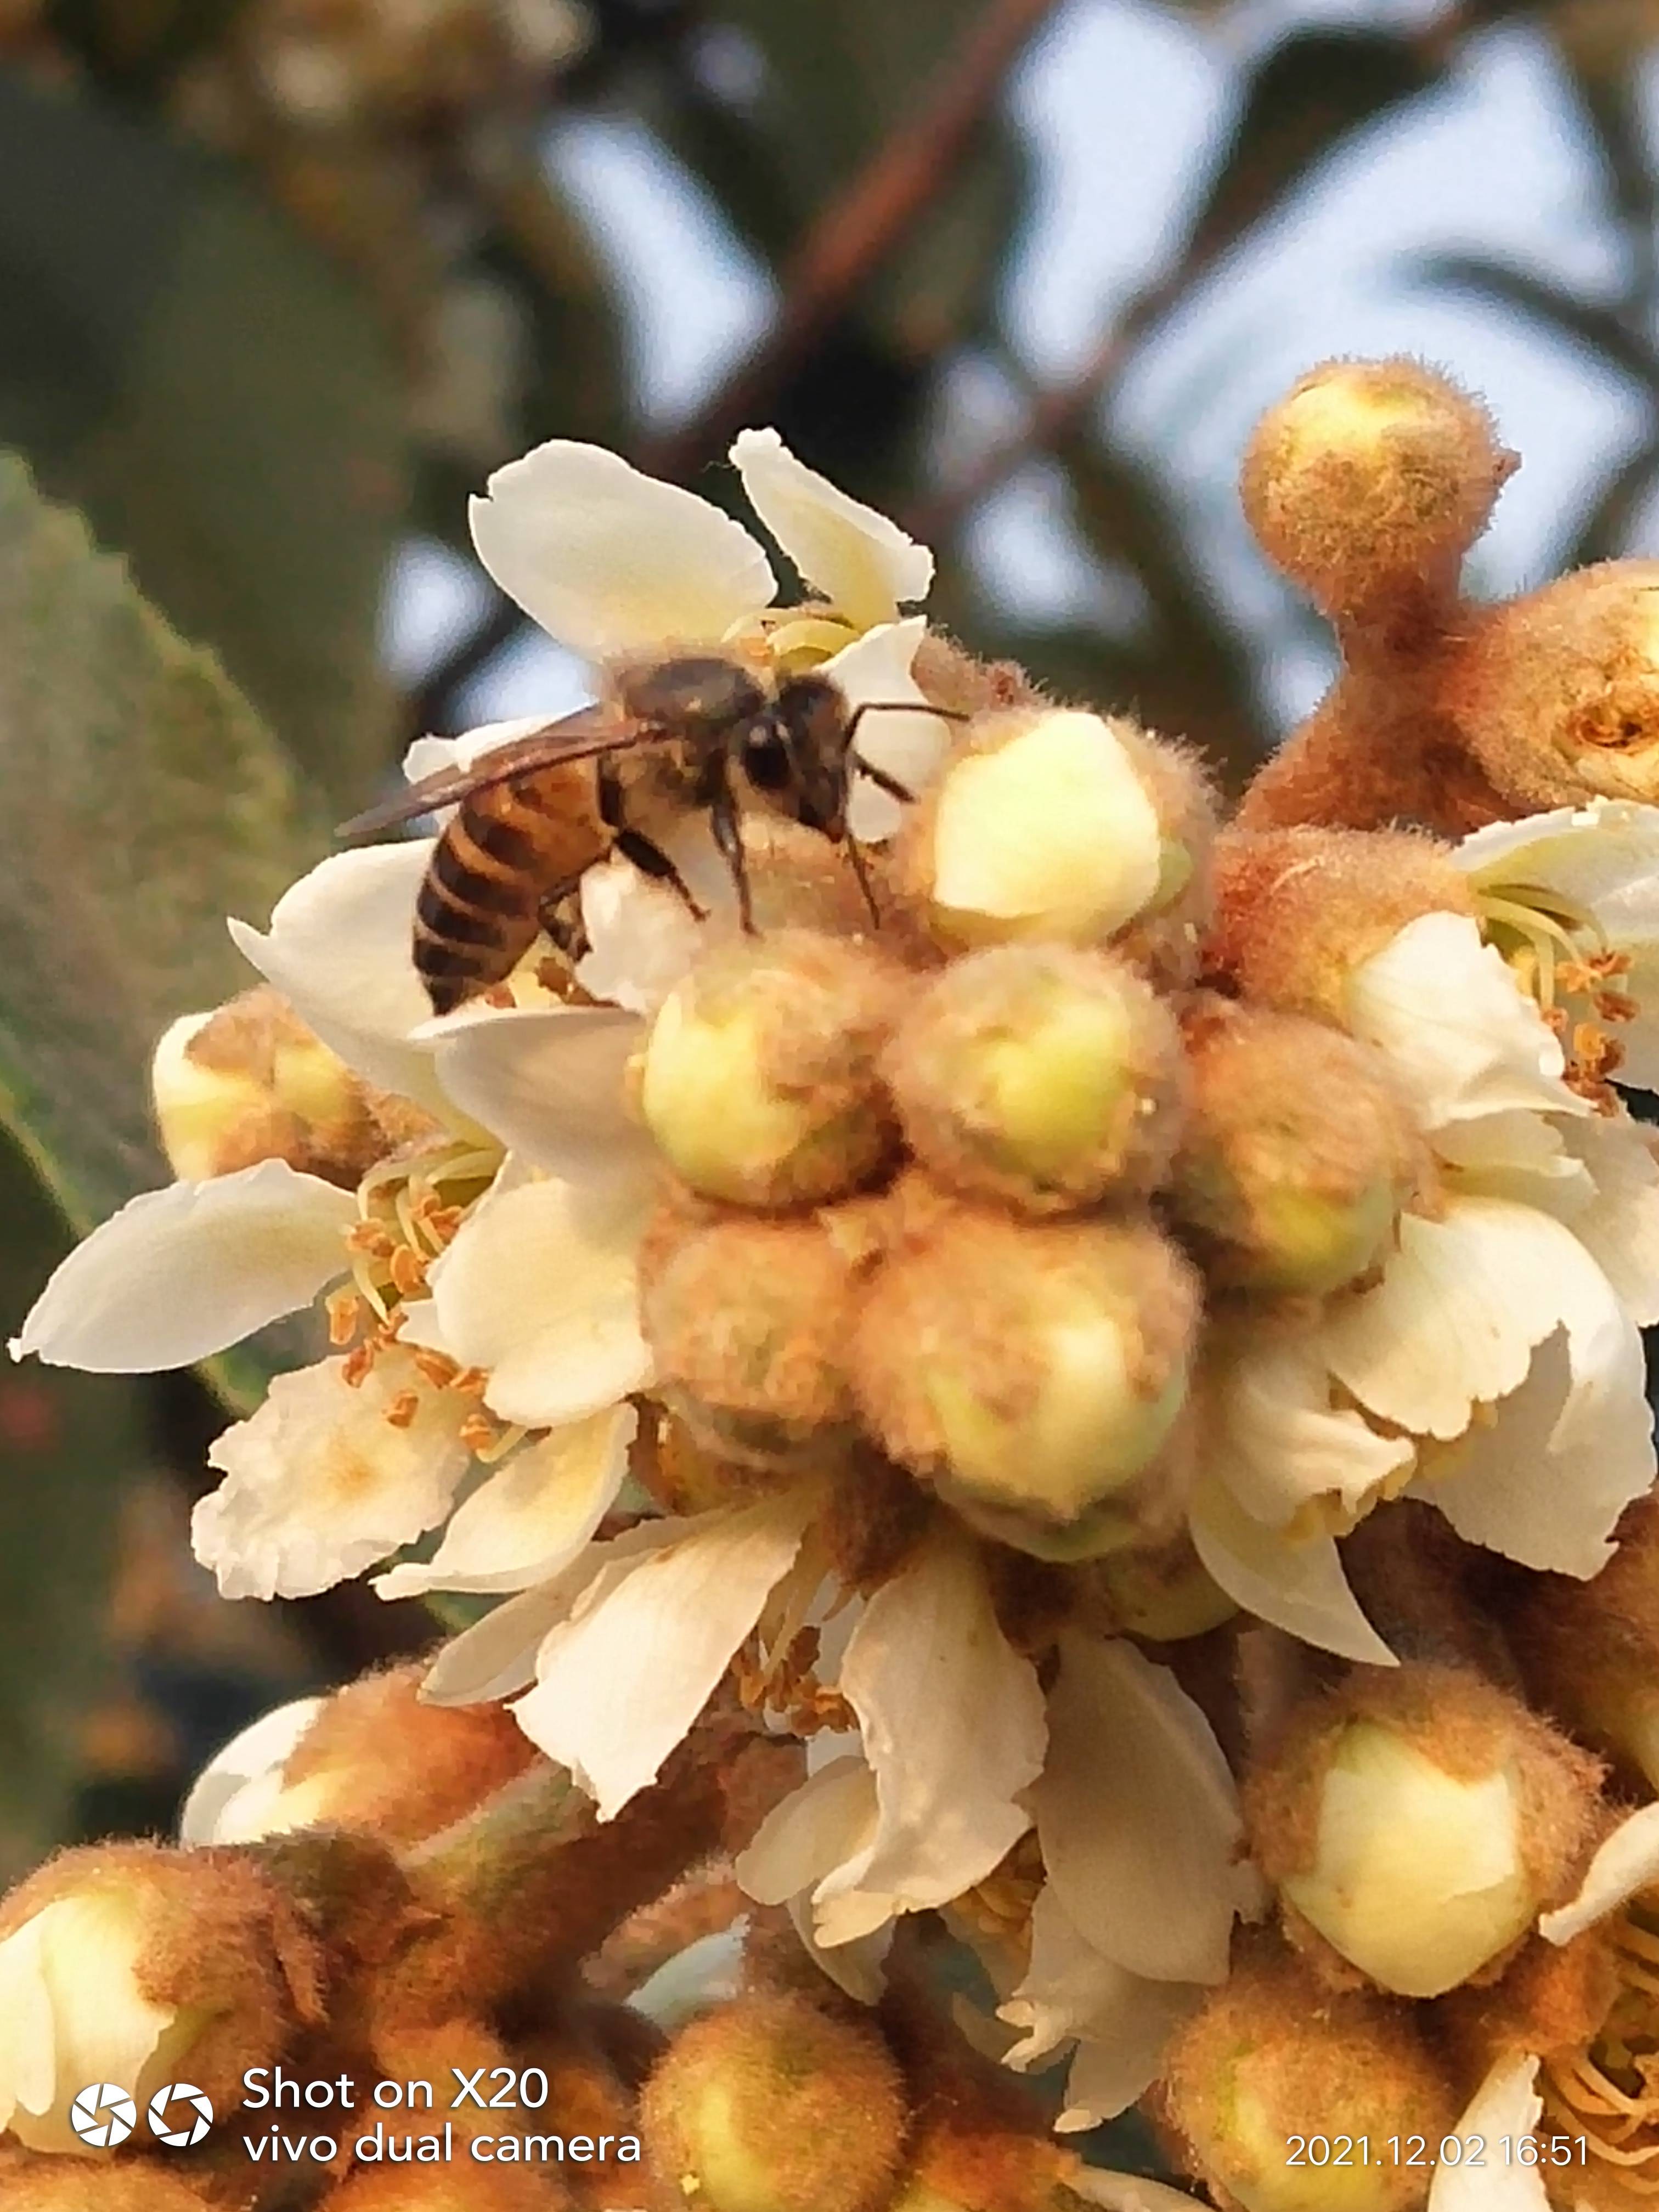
413, 765, 601, 1013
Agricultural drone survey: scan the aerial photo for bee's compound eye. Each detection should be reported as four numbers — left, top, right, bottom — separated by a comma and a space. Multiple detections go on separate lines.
742, 728, 793, 790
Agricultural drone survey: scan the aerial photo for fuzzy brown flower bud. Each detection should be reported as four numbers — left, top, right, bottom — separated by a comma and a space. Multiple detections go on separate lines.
1243, 1664, 1602, 1998
1170, 998, 1419, 1296
0, 1842, 321, 2154
1441, 558, 1659, 810
1205, 827, 1476, 1025
639, 1201, 880, 1474
638, 1993, 907, 2212
851, 1197, 1199, 1556
882, 945, 1185, 1214
0, 2159, 228, 2209
1164, 1948, 1459, 2212
885, 708, 1210, 964
1242, 358, 1514, 622
1517, 1496, 1659, 1791
184, 1662, 538, 1848
637, 930, 900, 1209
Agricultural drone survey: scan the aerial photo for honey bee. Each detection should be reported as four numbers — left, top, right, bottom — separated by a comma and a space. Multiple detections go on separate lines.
339, 650, 958, 1013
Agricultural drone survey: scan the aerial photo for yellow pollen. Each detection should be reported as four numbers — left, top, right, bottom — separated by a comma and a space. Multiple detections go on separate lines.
383, 1390, 421, 1430
326, 1288, 363, 1346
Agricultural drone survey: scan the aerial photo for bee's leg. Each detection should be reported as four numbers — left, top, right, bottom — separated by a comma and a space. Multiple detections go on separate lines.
596, 755, 706, 919
536, 871, 590, 962
708, 774, 754, 932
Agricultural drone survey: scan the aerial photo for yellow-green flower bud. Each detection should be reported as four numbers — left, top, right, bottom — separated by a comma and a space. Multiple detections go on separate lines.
851, 1199, 1199, 1551
151, 986, 431, 1187
0, 1842, 320, 2155
1076, 1531, 1238, 1641
1165, 1950, 1459, 2212
887, 709, 1203, 955
883, 945, 1185, 1214
639, 1203, 873, 1474
1170, 998, 1419, 1296
1244, 1664, 1602, 1999
638, 1994, 906, 2212
637, 930, 900, 1209
1242, 357, 1513, 620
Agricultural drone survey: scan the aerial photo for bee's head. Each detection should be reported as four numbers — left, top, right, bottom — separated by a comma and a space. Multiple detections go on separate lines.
747, 674, 849, 839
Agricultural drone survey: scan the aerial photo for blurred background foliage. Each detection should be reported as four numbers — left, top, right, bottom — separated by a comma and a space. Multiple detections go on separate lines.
2, 0, 1659, 1865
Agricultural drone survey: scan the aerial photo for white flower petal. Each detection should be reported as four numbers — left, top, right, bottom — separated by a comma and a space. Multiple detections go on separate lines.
730, 427, 933, 630
424, 1165, 652, 1429
192, 1350, 473, 1599
1541, 1802, 1659, 1944
1429, 2053, 1547, 2212
1347, 913, 1582, 1128
736, 1757, 892, 2002
421, 1004, 652, 1180
1321, 1197, 1596, 1440
1415, 1302, 1654, 1577
823, 618, 949, 845
1188, 1472, 1396, 1666
229, 844, 443, 1107
1207, 1334, 1415, 1530
737, 1756, 879, 1909
811, 1536, 1046, 1947
998, 1884, 1130, 2069
575, 822, 740, 1015
510, 1492, 816, 1818
1035, 1635, 1252, 1987
403, 712, 556, 792
469, 441, 775, 661
1558, 1114, 1659, 1324
421, 1568, 614, 1706
1432, 1110, 1593, 1209
1054, 1977, 1205, 2133
0, 1918, 58, 2130
179, 1695, 326, 1845
375, 1403, 635, 1599
10, 1161, 354, 1373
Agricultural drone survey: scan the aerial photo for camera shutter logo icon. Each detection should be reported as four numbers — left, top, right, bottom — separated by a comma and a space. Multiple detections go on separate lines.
69, 2084, 138, 2148
147, 2083, 215, 2148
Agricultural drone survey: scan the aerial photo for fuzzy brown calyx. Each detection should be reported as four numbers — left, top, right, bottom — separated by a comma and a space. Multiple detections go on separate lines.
208, 1662, 538, 1848
0, 2158, 234, 2209
883, 943, 1186, 1214
639, 1198, 883, 1475
1438, 559, 1659, 811
0, 1839, 323, 2157
637, 929, 901, 1209
1163, 1945, 1459, 2212
850, 1193, 1199, 1554
320, 2169, 572, 2209
1242, 357, 1514, 623
1204, 826, 1476, 1024
884, 707, 1211, 964
1517, 1496, 1659, 1793
1170, 996, 1420, 1297
639, 1992, 907, 2212
1244, 1663, 1603, 1999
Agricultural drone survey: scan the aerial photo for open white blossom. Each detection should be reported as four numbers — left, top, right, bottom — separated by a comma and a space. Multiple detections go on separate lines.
1191, 908, 1658, 1657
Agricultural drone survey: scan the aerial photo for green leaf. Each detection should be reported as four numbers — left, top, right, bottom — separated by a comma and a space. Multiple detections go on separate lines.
1418, 255, 1659, 391
1184, 29, 1443, 272
0, 74, 407, 812
0, 1130, 138, 1883
0, 452, 323, 1239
